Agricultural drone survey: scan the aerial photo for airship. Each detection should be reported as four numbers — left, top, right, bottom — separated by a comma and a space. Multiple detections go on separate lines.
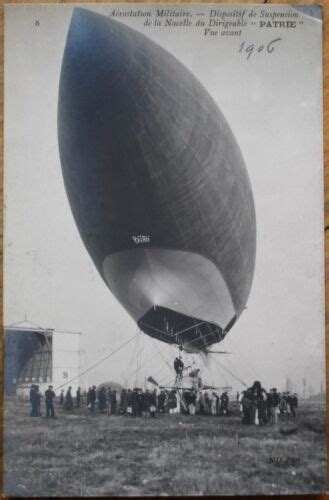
58, 8, 256, 353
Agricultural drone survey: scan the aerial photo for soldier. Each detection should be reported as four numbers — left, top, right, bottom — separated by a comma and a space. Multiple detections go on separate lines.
76, 387, 81, 407
45, 385, 56, 418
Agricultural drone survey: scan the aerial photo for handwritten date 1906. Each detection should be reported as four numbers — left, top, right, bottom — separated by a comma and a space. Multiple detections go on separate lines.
239, 38, 282, 60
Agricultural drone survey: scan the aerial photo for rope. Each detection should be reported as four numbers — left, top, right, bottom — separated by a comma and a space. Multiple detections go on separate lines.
54, 333, 138, 391
210, 353, 248, 388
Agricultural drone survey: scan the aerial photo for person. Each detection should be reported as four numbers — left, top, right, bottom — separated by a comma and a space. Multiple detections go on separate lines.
168, 390, 178, 414
267, 388, 280, 424
60, 389, 64, 405
126, 389, 133, 416
136, 390, 143, 417
150, 390, 157, 417
86, 387, 92, 406
174, 356, 184, 378
110, 390, 117, 415
29, 384, 39, 417
65, 386, 73, 410
288, 393, 298, 417
120, 389, 127, 414
98, 387, 107, 413
45, 385, 56, 418
285, 392, 292, 414
204, 392, 211, 415
248, 381, 268, 425
241, 389, 253, 424
89, 386, 96, 412
142, 389, 152, 418
132, 389, 138, 417
76, 387, 81, 407
158, 390, 166, 412
199, 391, 205, 415
188, 391, 197, 415
211, 392, 218, 416
219, 392, 229, 416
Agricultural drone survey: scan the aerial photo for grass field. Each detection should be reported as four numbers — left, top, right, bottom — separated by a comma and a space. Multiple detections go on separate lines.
3, 397, 327, 496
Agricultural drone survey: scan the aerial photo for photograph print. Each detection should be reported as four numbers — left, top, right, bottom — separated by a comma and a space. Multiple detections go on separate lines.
3, 3, 327, 496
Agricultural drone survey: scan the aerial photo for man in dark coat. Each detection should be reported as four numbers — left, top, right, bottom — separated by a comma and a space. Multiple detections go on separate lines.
120, 389, 127, 414
219, 392, 229, 416
60, 389, 64, 405
87, 387, 91, 406
76, 387, 81, 407
65, 386, 73, 410
131, 389, 138, 417
136, 390, 143, 417
45, 385, 56, 418
89, 385, 96, 412
158, 390, 166, 412
98, 387, 107, 413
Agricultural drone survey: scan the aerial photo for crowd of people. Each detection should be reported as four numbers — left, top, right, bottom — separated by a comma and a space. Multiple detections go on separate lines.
238, 381, 298, 425
29, 380, 298, 424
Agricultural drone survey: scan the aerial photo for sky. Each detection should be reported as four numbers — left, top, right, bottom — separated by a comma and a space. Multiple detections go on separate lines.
4, 4, 325, 395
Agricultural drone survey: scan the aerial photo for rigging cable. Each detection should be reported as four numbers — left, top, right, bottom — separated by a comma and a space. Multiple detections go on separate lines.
54, 332, 138, 390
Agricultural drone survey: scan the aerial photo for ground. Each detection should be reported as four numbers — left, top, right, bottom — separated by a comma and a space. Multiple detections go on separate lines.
3, 398, 327, 496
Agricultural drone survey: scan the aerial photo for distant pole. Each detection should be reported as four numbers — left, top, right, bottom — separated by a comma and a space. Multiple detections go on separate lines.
303, 377, 306, 399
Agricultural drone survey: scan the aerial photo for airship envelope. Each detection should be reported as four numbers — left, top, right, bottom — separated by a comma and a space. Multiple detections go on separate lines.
58, 8, 256, 352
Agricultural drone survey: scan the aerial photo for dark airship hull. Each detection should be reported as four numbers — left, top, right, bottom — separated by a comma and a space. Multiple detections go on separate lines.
58, 8, 256, 350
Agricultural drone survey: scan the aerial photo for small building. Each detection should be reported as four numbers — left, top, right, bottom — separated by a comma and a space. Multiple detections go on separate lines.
4, 322, 81, 396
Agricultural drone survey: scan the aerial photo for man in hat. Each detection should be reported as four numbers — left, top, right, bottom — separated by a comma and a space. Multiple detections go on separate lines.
45, 385, 56, 418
